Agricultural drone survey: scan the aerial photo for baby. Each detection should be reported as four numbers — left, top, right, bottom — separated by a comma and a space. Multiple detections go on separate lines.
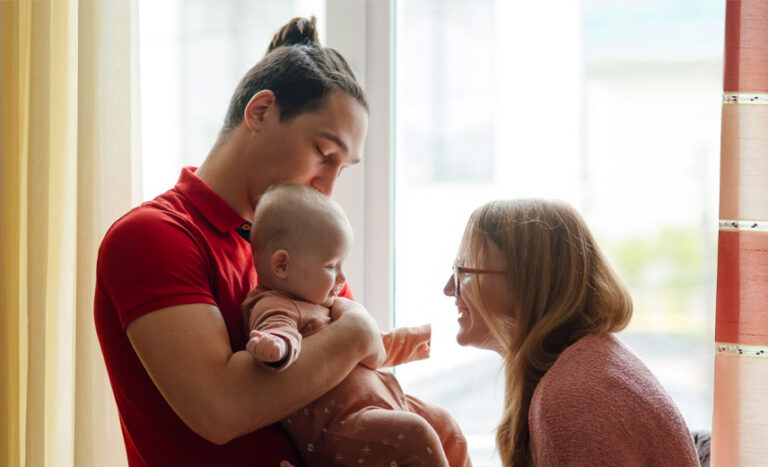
242, 183, 471, 467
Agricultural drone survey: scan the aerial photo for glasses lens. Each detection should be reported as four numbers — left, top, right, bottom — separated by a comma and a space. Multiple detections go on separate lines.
453, 264, 460, 297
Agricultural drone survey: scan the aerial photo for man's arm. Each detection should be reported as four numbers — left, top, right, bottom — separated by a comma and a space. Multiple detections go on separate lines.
127, 299, 383, 445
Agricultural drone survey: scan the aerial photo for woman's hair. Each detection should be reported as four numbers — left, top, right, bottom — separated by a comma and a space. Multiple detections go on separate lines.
219, 16, 368, 138
458, 199, 632, 467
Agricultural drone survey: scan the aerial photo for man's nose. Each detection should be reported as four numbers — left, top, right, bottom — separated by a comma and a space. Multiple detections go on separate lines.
311, 175, 335, 196
311, 162, 345, 196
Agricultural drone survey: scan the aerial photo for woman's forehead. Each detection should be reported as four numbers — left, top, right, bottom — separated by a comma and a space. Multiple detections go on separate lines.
458, 235, 506, 266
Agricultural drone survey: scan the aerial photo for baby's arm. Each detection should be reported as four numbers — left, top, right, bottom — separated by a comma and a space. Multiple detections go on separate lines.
245, 295, 303, 371
380, 324, 431, 368
246, 330, 289, 363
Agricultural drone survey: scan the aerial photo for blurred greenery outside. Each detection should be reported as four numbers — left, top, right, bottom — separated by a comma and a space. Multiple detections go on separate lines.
607, 227, 716, 338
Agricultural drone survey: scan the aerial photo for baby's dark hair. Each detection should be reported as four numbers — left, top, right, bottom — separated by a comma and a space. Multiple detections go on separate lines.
220, 16, 368, 138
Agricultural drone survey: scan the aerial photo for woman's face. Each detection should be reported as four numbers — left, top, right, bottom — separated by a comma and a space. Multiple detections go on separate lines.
443, 239, 514, 352
254, 91, 369, 197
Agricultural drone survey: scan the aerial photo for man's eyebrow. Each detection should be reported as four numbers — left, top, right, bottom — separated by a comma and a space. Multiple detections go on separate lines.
319, 132, 349, 156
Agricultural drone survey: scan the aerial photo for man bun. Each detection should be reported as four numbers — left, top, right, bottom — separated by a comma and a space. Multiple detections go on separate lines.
266, 16, 320, 55
219, 15, 367, 134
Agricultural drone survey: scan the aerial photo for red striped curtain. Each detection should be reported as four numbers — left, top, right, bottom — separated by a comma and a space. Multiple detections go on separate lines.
712, 1, 768, 464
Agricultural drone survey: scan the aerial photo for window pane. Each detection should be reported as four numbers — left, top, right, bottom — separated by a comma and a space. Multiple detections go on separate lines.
139, 0, 326, 201
394, 1, 722, 465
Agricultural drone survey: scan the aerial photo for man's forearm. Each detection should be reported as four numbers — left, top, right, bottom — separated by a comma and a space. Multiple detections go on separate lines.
213, 318, 368, 442
127, 302, 383, 445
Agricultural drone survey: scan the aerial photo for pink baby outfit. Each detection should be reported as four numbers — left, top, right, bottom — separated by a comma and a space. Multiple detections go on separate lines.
528, 333, 700, 467
243, 287, 471, 467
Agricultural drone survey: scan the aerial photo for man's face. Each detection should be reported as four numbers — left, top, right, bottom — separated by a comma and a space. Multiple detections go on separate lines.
257, 91, 368, 196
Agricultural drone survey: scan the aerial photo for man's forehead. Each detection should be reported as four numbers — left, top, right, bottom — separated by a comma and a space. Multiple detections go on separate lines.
317, 131, 348, 153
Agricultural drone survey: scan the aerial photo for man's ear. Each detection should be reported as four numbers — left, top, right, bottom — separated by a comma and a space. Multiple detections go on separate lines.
271, 249, 290, 279
243, 89, 277, 133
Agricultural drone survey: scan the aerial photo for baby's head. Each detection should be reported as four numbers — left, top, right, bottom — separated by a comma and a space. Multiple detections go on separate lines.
250, 182, 353, 307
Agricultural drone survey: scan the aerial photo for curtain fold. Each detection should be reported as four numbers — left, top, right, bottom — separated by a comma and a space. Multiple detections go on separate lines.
712, 0, 768, 465
1, 1, 141, 466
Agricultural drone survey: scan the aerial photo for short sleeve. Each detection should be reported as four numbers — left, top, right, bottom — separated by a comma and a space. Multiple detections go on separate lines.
338, 282, 354, 300
97, 208, 216, 329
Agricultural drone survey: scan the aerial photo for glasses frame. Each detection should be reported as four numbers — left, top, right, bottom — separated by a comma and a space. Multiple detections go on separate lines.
452, 264, 507, 297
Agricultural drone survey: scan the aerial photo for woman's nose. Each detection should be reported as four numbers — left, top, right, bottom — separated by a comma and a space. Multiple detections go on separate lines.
443, 275, 456, 297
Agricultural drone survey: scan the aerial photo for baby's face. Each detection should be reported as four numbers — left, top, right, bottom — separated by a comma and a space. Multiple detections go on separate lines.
283, 224, 352, 307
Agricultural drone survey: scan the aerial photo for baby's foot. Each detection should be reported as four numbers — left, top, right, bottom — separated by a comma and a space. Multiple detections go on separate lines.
247, 331, 287, 363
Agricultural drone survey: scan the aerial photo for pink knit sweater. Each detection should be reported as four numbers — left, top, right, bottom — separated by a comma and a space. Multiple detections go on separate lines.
528, 334, 700, 467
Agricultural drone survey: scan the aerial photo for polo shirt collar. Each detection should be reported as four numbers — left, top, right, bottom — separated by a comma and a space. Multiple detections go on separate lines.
174, 166, 252, 237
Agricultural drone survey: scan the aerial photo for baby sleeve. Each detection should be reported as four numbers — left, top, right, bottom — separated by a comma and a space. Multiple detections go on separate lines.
245, 294, 304, 371
380, 324, 431, 368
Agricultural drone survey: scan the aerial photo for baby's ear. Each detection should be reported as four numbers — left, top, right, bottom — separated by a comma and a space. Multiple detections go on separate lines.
271, 249, 290, 279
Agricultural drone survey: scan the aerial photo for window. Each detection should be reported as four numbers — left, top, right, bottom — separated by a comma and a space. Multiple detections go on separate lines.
139, 2, 723, 465
394, 0, 722, 464
139, 0, 326, 201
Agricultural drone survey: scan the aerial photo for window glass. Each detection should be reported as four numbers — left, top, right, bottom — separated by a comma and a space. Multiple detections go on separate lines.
139, 0, 326, 201
394, 1, 722, 464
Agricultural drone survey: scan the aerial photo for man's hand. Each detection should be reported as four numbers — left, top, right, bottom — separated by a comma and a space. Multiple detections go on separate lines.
330, 298, 386, 369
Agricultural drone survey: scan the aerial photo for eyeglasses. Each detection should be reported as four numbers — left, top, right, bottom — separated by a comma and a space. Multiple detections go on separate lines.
452, 263, 507, 297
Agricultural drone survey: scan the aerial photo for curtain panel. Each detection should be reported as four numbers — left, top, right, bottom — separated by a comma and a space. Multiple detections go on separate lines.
1, 1, 141, 466
712, 0, 768, 465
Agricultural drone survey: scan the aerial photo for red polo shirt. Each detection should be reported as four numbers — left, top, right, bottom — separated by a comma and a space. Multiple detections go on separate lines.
95, 167, 351, 466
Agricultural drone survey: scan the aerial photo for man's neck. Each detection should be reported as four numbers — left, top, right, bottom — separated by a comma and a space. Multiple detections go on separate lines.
196, 141, 254, 221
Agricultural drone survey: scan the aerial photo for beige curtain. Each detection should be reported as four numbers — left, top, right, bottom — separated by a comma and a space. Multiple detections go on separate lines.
1, 1, 141, 466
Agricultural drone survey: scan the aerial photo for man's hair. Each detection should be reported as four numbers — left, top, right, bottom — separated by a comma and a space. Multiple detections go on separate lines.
220, 16, 368, 140
249, 182, 351, 256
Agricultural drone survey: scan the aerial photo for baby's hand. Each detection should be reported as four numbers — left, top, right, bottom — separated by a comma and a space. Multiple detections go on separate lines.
246, 331, 287, 363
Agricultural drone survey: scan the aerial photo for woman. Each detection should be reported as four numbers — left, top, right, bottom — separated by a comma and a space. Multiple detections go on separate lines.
444, 199, 700, 466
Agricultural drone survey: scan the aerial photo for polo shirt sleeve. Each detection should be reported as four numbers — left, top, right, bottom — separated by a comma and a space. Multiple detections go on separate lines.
97, 208, 217, 330
338, 282, 354, 300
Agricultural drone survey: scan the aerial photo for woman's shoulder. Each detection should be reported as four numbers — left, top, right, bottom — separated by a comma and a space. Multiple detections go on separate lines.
532, 333, 663, 410
529, 333, 699, 466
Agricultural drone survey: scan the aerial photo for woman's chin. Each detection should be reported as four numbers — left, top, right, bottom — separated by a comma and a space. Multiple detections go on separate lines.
455, 331, 479, 348
456, 331, 499, 352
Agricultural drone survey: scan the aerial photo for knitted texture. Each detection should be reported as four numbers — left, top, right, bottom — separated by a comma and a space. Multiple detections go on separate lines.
528, 334, 700, 467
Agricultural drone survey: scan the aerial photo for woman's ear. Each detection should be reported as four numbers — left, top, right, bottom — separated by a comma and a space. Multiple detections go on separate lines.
243, 89, 277, 133
271, 249, 290, 279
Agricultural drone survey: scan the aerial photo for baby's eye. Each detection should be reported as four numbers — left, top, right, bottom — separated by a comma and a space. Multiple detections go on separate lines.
316, 145, 328, 158
325, 264, 336, 270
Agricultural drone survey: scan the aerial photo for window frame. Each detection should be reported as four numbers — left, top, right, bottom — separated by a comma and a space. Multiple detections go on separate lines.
327, 0, 395, 330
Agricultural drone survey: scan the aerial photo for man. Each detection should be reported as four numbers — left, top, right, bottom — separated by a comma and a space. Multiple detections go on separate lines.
95, 17, 384, 466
